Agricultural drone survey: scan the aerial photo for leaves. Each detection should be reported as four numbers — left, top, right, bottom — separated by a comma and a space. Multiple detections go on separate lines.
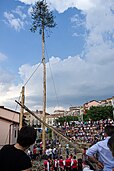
30, 0, 56, 34
85, 105, 113, 121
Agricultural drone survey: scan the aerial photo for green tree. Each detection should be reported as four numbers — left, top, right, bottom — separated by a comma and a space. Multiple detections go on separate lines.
86, 106, 113, 121
30, 0, 56, 150
30, 0, 56, 34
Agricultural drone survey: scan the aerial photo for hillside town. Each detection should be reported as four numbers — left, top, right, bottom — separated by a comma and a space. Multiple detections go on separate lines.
1, 95, 114, 148
1, 95, 114, 171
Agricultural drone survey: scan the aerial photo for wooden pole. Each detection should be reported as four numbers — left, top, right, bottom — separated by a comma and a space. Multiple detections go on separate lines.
42, 24, 46, 151
19, 86, 25, 129
15, 100, 82, 153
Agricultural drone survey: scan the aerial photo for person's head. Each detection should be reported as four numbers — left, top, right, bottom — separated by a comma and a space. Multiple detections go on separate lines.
60, 156, 63, 159
104, 125, 114, 137
17, 126, 37, 148
108, 134, 114, 157
73, 156, 76, 159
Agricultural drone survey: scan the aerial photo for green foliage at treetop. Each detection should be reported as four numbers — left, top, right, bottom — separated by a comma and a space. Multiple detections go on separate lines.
56, 106, 113, 124
84, 105, 113, 121
30, 0, 56, 34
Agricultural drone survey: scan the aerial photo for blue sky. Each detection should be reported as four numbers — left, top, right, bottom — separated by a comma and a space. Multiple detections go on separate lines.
0, 0, 114, 113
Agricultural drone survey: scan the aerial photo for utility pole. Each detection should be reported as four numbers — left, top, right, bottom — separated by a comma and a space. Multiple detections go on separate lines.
19, 86, 25, 129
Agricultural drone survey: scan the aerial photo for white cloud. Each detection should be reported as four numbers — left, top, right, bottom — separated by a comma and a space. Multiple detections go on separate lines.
18, 0, 95, 12
0, 52, 7, 61
83, 0, 114, 64
3, 54, 112, 113
13, 6, 27, 20
1, 0, 114, 113
4, 6, 28, 31
19, 0, 36, 5
4, 11, 24, 31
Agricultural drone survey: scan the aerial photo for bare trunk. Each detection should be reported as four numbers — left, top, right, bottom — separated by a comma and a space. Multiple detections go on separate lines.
42, 26, 46, 151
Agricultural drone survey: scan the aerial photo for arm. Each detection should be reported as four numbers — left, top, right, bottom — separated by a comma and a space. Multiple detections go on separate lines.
86, 143, 104, 170
88, 156, 104, 169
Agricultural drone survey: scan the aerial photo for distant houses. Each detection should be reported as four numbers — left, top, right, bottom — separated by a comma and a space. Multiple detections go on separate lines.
0, 96, 114, 148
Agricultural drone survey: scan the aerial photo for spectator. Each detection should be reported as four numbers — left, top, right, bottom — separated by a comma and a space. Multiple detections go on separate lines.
108, 134, 114, 171
0, 126, 37, 171
58, 155, 64, 171
78, 158, 83, 171
86, 125, 114, 171
71, 156, 78, 171
65, 155, 71, 171
53, 157, 58, 171
108, 134, 114, 157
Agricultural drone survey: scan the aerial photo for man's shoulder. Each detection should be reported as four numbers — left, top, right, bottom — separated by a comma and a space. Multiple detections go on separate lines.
97, 137, 110, 146
0, 144, 14, 152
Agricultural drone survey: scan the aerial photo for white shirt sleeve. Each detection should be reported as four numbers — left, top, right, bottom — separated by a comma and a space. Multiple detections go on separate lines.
86, 143, 98, 156
71, 159, 73, 166
63, 160, 65, 166
47, 162, 49, 171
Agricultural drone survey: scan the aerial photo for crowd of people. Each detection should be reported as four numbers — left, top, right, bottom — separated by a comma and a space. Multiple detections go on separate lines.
0, 118, 114, 171
43, 154, 81, 171
57, 119, 114, 144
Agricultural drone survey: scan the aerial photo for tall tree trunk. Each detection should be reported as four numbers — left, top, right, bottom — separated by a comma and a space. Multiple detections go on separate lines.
42, 25, 46, 151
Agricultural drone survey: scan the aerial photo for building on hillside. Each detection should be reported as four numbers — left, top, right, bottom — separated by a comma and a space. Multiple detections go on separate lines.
54, 110, 65, 115
68, 106, 80, 116
0, 106, 19, 149
83, 100, 100, 113
47, 113, 64, 126
100, 96, 114, 107
25, 110, 50, 127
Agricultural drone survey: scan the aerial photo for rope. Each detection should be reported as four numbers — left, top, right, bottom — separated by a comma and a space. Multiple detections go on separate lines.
24, 62, 42, 86
45, 43, 60, 107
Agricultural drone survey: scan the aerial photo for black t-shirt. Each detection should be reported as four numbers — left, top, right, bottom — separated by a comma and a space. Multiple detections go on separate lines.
0, 144, 32, 171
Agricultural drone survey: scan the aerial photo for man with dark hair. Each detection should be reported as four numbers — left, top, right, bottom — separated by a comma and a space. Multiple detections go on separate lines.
86, 125, 114, 171
0, 126, 37, 171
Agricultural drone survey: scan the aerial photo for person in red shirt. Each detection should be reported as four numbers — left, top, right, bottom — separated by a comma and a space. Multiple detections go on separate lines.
65, 155, 71, 171
44, 158, 52, 171
44, 159, 50, 171
33, 146, 37, 160
71, 156, 78, 171
53, 158, 58, 171
58, 156, 64, 171
69, 154, 73, 160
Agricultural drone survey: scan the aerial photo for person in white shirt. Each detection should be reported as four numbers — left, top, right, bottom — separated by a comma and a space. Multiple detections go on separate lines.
108, 134, 114, 171
108, 134, 114, 157
86, 125, 114, 171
